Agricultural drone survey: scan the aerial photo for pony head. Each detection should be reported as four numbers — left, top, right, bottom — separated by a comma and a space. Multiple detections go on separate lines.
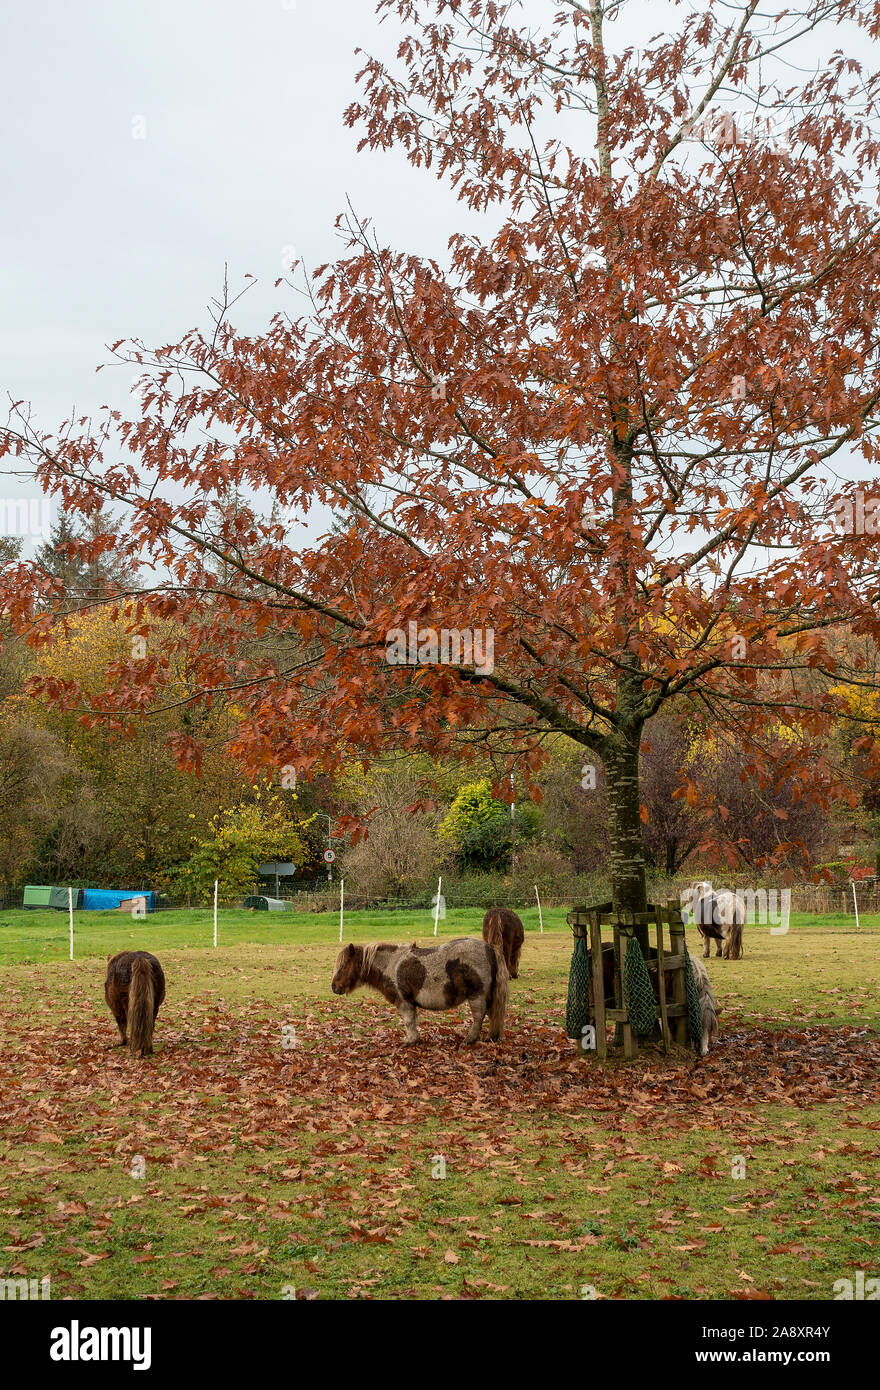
681, 880, 713, 923
331, 943, 362, 994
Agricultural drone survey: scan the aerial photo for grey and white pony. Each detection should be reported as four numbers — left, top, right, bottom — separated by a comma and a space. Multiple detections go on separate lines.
331, 929, 509, 1044
683, 881, 744, 960
688, 951, 721, 1056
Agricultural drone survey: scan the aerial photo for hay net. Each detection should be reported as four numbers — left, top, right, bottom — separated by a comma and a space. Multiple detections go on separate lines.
565, 934, 592, 1039
623, 937, 658, 1037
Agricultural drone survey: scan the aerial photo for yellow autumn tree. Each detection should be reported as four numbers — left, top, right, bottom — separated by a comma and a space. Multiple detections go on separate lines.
29, 607, 255, 882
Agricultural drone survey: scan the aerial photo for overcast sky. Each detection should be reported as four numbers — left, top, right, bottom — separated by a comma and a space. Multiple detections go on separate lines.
0, 0, 867, 545
0, 1, 461, 420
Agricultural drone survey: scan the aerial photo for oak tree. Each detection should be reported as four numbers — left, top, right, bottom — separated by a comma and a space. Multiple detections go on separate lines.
5, 0, 880, 935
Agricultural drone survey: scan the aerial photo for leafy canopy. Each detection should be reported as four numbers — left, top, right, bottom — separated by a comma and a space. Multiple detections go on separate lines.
5, 1, 880, 897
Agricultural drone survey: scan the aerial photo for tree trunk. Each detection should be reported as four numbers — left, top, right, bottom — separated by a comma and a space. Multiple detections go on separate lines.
605, 735, 648, 948
666, 837, 677, 877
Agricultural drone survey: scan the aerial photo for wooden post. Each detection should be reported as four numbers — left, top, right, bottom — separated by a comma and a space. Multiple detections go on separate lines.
611, 914, 624, 1052
588, 909, 607, 1060
618, 929, 636, 1059
667, 899, 688, 1046
655, 906, 670, 1052
612, 916, 624, 1014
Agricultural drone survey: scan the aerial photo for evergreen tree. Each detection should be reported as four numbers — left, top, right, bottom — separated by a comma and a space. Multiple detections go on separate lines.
34, 507, 136, 605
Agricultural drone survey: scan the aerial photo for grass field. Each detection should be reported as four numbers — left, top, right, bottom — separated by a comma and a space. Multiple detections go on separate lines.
1, 906, 878, 1301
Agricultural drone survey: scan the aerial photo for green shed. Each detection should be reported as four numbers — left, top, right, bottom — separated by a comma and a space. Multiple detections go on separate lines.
23, 885, 53, 908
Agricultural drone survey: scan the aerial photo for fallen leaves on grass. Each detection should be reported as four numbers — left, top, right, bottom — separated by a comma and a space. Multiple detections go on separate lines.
2, 997, 879, 1179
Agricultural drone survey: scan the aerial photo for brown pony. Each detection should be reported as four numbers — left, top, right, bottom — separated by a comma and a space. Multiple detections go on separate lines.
104, 951, 166, 1058
482, 906, 524, 978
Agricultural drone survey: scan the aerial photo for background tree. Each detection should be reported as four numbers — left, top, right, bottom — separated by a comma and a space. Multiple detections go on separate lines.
34, 506, 137, 609
439, 777, 540, 871
18, 607, 273, 884
5, 1, 880, 943
0, 536, 22, 569
169, 794, 314, 905
539, 744, 611, 873
339, 758, 446, 898
0, 712, 71, 886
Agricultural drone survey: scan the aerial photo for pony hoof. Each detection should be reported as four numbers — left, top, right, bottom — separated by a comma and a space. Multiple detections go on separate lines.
404, 1037, 421, 1046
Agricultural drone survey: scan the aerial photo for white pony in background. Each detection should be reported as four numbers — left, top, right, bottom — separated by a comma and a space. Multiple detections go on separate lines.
681, 881, 744, 960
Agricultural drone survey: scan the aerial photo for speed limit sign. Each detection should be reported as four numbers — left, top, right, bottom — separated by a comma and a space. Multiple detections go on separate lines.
323, 849, 336, 864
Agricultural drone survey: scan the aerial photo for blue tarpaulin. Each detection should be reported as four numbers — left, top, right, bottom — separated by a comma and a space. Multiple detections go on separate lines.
81, 889, 158, 912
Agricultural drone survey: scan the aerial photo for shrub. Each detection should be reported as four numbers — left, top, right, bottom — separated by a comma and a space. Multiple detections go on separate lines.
165, 797, 310, 904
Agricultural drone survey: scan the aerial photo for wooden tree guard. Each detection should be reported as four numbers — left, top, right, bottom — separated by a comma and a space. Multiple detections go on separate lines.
567, 899, 690, 1060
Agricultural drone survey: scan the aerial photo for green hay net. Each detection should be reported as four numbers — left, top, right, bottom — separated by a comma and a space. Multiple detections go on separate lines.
565, 934, 592, 1039
622, 937, 658, 1037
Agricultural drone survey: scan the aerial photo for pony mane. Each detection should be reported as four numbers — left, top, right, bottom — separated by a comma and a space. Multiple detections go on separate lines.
689, 950, 717, 1007
358, 942, 398, 979
360, 943, 379, 977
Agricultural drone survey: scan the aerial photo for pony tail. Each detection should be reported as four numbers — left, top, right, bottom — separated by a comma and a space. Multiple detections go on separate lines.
484, 909, 504, 950
485, 917, 509, 1040
727, 915, 744, 960
128, 957, 155, 1058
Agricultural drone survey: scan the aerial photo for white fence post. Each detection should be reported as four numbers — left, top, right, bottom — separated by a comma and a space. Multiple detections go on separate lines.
213, 879, 218, 948
339, 879, 345, 943
68, 886, 74, 961
433, 876, 443, 937
852, 879, 860, 929
535, 884, 544, 933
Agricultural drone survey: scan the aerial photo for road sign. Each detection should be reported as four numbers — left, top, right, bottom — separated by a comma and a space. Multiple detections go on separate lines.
323, 849, 336, 864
